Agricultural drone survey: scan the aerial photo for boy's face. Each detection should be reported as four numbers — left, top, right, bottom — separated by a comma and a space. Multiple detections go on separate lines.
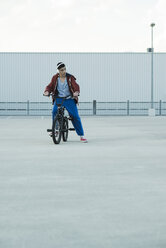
59, 67, 66, 77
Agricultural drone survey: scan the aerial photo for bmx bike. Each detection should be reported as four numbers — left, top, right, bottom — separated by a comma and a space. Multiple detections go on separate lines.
46, 95, 75, 144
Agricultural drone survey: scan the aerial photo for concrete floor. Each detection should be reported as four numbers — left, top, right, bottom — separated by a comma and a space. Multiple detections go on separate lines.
0, 116, 166, 248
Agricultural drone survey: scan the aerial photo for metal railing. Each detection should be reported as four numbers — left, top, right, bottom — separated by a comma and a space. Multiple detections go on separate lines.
0, 100, 166, 116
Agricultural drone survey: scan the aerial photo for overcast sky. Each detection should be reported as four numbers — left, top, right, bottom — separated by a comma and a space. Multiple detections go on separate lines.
0, 0, 165, 52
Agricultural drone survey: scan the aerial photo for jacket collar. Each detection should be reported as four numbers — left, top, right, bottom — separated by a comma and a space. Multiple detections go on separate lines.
55, 72, 76, 80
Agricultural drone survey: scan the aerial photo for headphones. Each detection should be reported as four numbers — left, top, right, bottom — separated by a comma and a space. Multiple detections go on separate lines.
57, 66, 67, 73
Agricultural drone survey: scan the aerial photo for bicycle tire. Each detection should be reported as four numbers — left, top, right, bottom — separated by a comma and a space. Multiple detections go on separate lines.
62, 117, 69, 142
52, 116, 62, 144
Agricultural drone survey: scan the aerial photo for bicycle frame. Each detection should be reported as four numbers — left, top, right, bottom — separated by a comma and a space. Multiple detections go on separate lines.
53, 95, 71, 121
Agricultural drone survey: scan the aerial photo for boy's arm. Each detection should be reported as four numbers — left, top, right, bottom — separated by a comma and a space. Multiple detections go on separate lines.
44, 75, 56, 94
71, 76, 80, 94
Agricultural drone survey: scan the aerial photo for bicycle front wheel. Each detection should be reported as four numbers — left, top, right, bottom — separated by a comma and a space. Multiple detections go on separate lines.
52, 116, 62, 144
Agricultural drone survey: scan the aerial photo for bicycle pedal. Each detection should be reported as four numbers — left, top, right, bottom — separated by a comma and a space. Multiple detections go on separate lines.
68, 128, 75, 131
47, 129, 52, 132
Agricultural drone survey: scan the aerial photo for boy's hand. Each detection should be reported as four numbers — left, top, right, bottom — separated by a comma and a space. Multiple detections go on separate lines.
73, 91, 79, 97
43, 91, 50, 96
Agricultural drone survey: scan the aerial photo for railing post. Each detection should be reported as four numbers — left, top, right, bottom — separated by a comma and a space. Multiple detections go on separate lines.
93, 100, 96, 115
159, 100, 162, 116
27, 100, 29, 116
127, 100, 130, 116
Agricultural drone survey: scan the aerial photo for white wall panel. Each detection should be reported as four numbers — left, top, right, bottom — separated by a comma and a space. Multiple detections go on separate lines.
0, 52, 166, 102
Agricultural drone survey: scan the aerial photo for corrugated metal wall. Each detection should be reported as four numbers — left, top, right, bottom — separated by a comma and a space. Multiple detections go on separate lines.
0, 52, 166, 102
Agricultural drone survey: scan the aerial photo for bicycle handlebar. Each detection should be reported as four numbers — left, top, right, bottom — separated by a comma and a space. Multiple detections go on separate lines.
43, 93, 73, 99
43, 93, 53, 97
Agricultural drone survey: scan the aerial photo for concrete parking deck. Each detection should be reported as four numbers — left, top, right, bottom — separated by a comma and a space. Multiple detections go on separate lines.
0, 116, 166, 248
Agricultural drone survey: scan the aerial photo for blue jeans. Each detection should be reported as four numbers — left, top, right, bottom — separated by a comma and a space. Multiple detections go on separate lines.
52, 98, 84, 136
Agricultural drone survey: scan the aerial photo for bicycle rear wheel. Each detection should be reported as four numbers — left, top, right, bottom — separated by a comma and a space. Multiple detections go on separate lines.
62, 118, 69, 142
52, 116, 62, 144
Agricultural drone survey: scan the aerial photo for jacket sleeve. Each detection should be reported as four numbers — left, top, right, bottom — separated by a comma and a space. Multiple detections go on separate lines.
71, 76, 80, 93
44, 76, 56, 93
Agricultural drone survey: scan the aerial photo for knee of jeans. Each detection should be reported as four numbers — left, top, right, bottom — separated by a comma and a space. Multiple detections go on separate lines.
52, 109, 57, 116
